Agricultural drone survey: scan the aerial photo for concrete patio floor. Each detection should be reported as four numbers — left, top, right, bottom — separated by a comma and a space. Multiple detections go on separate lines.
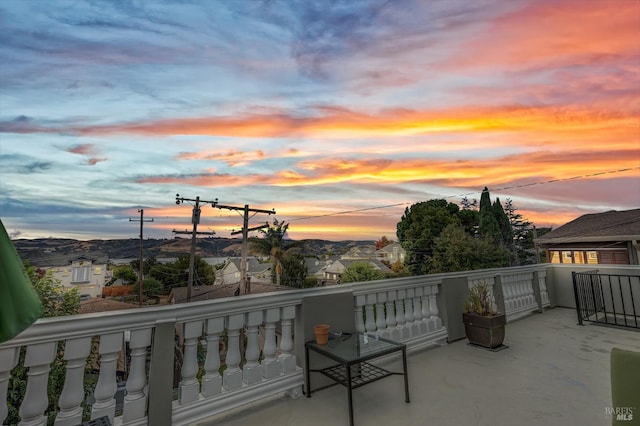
195, 307, 640, 426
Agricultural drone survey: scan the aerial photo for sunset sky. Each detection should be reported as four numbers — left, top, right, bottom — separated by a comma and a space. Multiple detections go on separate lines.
1, 0, 638, 241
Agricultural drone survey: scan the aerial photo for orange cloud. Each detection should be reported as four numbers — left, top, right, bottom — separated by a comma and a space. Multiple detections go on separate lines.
177, 149, 265, 166
444, 0, 640, 72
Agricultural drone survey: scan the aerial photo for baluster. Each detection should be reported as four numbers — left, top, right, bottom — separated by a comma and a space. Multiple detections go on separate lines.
179, 321, 203, 404
515, 277, 524, 308
243, 311, 263, 385
502, 277, 512, 313
224, 314, 244, 390
375, 292, 387, 337
55, 337, 91, 426
365, 293, 377, 334
123, 329, 151, 422
413, 287, 423, 336
278, 306, 296, 374
354, 295, 366, 333
262, 308, 280, 380
385, 290, 397, 340
526, 274, 536, 306
404, 288, 416, 337
421, 286, 432, 333
203, 317, 224, 397
91, 333, 122, 423
538, 271, 550, 307
395, 289, 407, 340
19, 342, 56, 426
1, 348, 18, 424
429, 288, 443, 329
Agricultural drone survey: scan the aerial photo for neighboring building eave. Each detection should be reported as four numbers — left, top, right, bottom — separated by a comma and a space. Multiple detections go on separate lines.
535, 235, 640, 245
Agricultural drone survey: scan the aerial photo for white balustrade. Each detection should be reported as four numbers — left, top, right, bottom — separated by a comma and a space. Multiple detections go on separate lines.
55, 337, 91, 426
501, 272, 538, 321
202, 317, 224, 397
243, 311, 263, 385
5, 265, 565, 426
91, 333, 122, 423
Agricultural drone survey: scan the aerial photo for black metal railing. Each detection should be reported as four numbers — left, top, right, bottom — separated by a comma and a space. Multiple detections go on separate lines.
572, 271, 640, 329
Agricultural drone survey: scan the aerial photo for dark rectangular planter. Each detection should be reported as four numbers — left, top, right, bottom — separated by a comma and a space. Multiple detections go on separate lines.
462, 313, 506, 349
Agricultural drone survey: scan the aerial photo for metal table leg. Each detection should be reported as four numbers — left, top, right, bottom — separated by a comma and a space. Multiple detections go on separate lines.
402, 348, 410, 403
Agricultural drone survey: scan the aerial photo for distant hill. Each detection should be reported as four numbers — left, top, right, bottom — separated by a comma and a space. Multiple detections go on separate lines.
13, 237, 375, 263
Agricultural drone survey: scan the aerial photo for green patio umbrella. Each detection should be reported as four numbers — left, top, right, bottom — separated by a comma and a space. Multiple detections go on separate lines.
0, 219, 43, 343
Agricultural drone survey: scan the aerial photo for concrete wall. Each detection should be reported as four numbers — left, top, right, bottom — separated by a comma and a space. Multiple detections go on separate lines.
547, 264, 640, 308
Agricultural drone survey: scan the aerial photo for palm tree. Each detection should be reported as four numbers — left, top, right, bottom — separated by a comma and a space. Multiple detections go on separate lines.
251, 219, 289, 286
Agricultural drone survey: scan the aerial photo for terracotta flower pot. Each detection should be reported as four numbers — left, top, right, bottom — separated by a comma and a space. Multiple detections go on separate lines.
314, 324, 330, 345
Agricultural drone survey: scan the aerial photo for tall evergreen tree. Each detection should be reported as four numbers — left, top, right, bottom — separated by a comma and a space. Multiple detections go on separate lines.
478, 187, 501, 243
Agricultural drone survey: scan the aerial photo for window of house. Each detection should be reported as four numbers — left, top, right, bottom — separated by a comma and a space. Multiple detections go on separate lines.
72, 266, 91, 283
573, 251, 585, 264
587, 251, 598, 264
550, 251, 561, 263
562, 251, 573, 263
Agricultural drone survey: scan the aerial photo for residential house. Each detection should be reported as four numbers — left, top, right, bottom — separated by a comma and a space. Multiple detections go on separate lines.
323, 258, 392, 284
536, 208, 640, 265
376, 242, 406, 264
341, 245, 376, 260
28, 251, 110, 298
304, 257, 330, 286
217, 257, 272, 286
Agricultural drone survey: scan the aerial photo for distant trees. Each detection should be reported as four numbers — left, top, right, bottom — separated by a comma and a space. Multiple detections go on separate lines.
110, 264, 137, 286
340, 262, 384, 284
279, 254, 309, 288
397, 188, 525, 275
396, 199, 462, 275
144, 255, 215, 292
375, 236, 393, 250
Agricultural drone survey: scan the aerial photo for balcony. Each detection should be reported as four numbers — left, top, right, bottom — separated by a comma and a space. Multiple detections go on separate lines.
2, 264, 639, 426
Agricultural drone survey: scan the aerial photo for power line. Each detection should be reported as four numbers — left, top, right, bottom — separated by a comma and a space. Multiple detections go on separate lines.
284, 166, 639, 223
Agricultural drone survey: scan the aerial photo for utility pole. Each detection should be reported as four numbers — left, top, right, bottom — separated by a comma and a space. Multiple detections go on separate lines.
175, 194, 217, 302
129, 209, 154, 306
214, 203, 275, 295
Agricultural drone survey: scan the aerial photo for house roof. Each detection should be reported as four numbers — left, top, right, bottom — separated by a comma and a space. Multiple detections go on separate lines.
23, 251, 109, 267
326, 258, 392, 273
168, 282, 290, 303
536, 209, 640, 244
304, 257, 328, 275
79, 298, 140, 314
225, 257, 271, 273
376, 242, 405, 254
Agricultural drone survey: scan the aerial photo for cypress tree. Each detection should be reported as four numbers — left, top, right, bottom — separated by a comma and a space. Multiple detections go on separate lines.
478, 187, 501, 243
